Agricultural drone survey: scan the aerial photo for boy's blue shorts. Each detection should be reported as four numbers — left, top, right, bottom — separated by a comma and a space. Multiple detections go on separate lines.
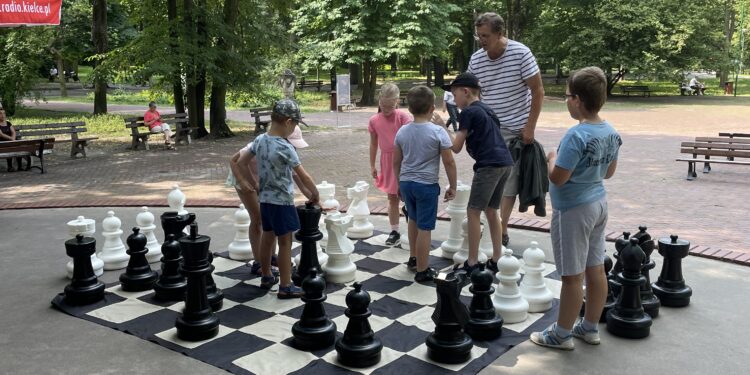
260, 203, 300, 236
399, 181, 440, 231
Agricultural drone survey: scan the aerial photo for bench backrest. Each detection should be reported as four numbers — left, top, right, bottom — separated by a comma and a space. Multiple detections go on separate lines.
695, 137, 750, 145
0, 138, 55, 154
680, 143, 750, 159
15, 122, 86, 140
681, 142, 750, 151
248, 107, 272, 123
620, 85, 649, 90
718, 132, 750, 138
125, 113, 188, 129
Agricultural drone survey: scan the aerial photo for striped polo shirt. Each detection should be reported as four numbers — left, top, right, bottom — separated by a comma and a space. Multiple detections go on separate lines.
468, 40, 540, 132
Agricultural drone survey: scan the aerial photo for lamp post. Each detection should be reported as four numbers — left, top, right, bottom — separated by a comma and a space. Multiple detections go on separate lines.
735, 4, 745, 98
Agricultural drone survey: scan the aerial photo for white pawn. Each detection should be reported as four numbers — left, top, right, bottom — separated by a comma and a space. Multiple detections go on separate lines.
492, 248, 528, 323
452, 218, 487, 266
322, 212, 356, 283
137, 207, 162, 263
65, 216, 104, 279
228, 204, 253, 261
479, 212, 494, 259
345, 180, 374, 238
441, 181, 470, 259
520, 241, 554, 312
167, 184, 188, 214
98, 210, 129, 270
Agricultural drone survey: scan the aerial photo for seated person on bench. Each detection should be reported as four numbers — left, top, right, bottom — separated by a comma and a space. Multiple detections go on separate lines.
144, 101, 175, 150
689, 77, 705, 95
0, 105, 29, 172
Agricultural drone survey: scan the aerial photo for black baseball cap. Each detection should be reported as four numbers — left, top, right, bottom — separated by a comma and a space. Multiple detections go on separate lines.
442, 72, 481, 91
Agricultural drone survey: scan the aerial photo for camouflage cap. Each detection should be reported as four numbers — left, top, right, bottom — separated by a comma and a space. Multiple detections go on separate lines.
273, 99, 303, 122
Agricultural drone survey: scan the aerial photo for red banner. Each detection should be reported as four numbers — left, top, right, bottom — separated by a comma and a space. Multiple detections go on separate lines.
0, 0, 61, 27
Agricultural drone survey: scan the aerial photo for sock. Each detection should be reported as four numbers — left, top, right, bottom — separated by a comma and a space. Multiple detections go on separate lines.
391, 225, 399, 232
581, 319, 598, 332
554, 323, 572, 338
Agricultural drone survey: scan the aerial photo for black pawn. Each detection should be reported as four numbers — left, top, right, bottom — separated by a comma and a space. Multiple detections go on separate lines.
176, 222, 219, 341
609, 231, 630, 297
335, 282, 382, 368
426, 272, 473, 364
633, 227, 660, 318
63, 234, 105, 305
293, 203, 324, 286
465, 263, 503, 340
206, 252, 224, 311
154, 234, 187, 301
652, 235, 693, 307
580, 255, 616, 322
292, 269, 337, 350
606, 238, 652, 339
119, 227, 158, 292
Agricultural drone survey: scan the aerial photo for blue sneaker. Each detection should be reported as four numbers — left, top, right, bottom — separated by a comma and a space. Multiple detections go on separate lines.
530, 324, 575, 350
278, 284, 303, 299
572, 319, 601, 345
249, 261, 279, 276
260, 275, 279, 290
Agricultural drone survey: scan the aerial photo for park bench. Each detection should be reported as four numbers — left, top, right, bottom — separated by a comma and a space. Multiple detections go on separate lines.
14, 122, 96, 158
679, 82, 694, 96
124, 113, 193, 150
718, 133, 750, 161
0, 138, 55, 174
619, 85, 652, 97
676, 136, 750, 180
249, 106, 311, 135
297, 78, 324, 91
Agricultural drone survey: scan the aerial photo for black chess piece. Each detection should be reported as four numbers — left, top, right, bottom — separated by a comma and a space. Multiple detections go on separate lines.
580, 255, 616, 322
160, 211, 196, 241
292, 203, 324, 286
633, 227, 660, 318
205, 252, 224, 311
119, 227, 158, 292
606, 238, 652, 339
426, 272, 473, 364
292, 270, 337, 350
465, 263, 503, 341
652, 235, 693, 307
154, 234, 187, 301
609, 231, 630, 297
175, 223, 220, 341
335, 282, 382, 368
63, 234, 105, 305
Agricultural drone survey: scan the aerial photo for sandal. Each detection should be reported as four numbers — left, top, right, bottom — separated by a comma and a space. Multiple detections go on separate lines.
165, 143, 176, 150
502, 233, 510, 247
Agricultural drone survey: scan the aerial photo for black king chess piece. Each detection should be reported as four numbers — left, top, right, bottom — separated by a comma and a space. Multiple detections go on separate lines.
652, 235, 693, 307
153, 234, 187, 301
609, 231, 630, 297
292, 269, 337, 350
175, 222, 220, 341
63, 234, 105, 305
292, 202, 324, 286
335, 282, 382, 368
205, 252, 224, 311
426, 272, 473, 364
633, 226, 660, 318
606, 238, 652, 339
465, 263, 503, 340
160, 211, 196, 241
119, 227, 158, 292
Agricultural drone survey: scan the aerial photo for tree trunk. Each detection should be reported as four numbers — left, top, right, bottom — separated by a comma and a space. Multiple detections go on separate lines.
193, 0, 209, 138
349, 63, 361, 85
719, 2, 737, 88
390, 55, 398, 73
425, 58, 433, 87
208, 0, 239, 138
433, 57, 445, 88
168, 0, 185, 114
92, 0, 108, 114
183, 0, 199, 132
360, 61, 377, 106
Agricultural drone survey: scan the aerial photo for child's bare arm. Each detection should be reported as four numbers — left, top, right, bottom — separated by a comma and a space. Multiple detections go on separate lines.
231, 150, 258, 192
441, 148, 457, 201
604, 159, 618, 179
292, 164, 319, 205
369, 132, 379, 179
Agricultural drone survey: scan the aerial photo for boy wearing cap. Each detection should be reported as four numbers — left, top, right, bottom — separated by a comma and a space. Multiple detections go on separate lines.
235, 99, 319, 299
436, 72, 514, 276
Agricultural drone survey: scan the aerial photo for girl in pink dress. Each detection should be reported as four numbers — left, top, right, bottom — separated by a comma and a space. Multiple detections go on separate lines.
369, 83, 413, 246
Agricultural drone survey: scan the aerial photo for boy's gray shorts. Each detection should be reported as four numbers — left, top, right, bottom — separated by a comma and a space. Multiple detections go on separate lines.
550, 197, 608, 276
468, 166, 512, 210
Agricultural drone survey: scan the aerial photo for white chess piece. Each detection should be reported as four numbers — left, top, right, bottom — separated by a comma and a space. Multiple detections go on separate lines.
520, 241, 554, 312
136, 207, 162, 263
452, 218, 487, 266
167, 184, 188, 214
440, 182, 470, 259
322, 212, 356, 283
317, 181, 339, 250
345, 180, 374, 238
98, 210, 129, 270
228, 203, 253, 261
65, 216, 104, 279
492, 248, 528, 323
479, 212, 494, 259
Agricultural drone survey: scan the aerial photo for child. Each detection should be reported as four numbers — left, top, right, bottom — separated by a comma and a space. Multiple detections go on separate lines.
393, 86, 457, 282
369, 83, 413, 246
234, 99, 319, 299
227, 125, 310, 277
437, 72, 514, 275
529, 67, 621, 350
143, 102, 175, 150
443, 89, 459, 132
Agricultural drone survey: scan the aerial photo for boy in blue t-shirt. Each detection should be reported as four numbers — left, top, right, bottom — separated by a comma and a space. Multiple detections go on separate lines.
438, 72, 514, 276
530, 67, 622, 350
393, 86, 457, 282
235, 99, 319, 299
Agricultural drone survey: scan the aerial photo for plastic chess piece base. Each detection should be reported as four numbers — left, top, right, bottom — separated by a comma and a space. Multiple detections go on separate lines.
208, 292, 224, 312
291, 320, 337, 350
425, 333, 473, 364
651, 283, 692, 307
100, 255, 129, 271
605, 309, 651, 339
119, 271, 158, 292
154, 282, 187, 301
642, 296, 661, 318
335, 339, 383, 368
176, 314, 220, 341
465, 318, 503, 341
64, 282, 105, 306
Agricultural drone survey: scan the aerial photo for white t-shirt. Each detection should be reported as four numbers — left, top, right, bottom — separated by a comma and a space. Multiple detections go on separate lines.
468, 39, 540, 132
443, 91, 456, 106
689, 78, 700, 87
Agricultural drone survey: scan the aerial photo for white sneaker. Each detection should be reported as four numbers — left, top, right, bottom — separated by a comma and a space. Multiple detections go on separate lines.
530, 324, 574, 350
572, 320, 601, 345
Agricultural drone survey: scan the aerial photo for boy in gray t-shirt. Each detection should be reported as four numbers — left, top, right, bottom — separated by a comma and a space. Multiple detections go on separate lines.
393, 86, 457, 282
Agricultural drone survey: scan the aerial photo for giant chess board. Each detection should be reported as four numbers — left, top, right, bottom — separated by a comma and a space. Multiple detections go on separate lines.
52, 232, 562, 375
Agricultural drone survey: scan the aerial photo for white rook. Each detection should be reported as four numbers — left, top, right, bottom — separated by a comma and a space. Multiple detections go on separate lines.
65, 216, 103, 279
440, 181, 470, 259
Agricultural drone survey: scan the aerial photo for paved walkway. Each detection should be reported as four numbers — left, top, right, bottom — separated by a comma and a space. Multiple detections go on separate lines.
3, 98, 750, 266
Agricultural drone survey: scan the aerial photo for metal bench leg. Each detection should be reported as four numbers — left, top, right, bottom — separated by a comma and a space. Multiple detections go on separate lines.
686, 162, 696, 180
71, 141, 86, 158
702, 162, 711, 173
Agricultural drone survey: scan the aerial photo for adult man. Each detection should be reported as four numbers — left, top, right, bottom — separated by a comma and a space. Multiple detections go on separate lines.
468, 12, 545, 246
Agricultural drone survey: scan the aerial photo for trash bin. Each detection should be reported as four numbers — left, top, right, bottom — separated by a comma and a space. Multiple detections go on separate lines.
724, 82, 733, 95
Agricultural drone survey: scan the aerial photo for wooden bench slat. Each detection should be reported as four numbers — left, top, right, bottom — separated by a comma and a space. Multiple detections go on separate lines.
681, 142, 750, 151
676, 158, 750, 165
694, 137, 750, 144
680, 149, 750, 158
14, 122, 85, 129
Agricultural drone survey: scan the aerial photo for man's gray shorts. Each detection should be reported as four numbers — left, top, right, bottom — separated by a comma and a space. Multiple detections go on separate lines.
500, 127, 521, 197
468, 166, 512, 210
550, 197, 608, 276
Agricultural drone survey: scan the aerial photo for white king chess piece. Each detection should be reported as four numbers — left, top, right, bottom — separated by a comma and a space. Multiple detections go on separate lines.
98, 210, 129, 270
492, 248, 529, 323
322, 212, 356, 283
137, 207, 162, 263
167, 184, 189, 235
65, 216, 104, 279
345, 180, 374, 238
440, 181, 470, 259
228, 203, 253, 261
520, 241, 554, 312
